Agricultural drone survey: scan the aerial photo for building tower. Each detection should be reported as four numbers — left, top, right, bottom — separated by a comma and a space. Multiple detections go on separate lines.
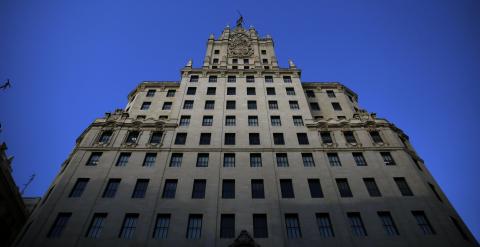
14, 18, 478, 247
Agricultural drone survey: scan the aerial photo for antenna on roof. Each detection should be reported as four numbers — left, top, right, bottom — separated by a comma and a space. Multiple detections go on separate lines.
235, 10, 244, 28
21, 174, 36, 195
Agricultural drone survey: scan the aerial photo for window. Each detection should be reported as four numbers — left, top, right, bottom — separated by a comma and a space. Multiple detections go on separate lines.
183, 100, 194, 109
306, 90, 315, 97
326, 90, 336, 98
192, 179, 206, 199
86, 213, 107, 239
273, 133, 285, 145
227, 75, 236, 82
208, 75, 217, 82
196, 153, 209, 167
224, 153, 235, 167
249, 133, 260, 145
265, 75, 273, 82
268, 100, 278, 110
394, 177, 414, 196
162, 102, 172, 110
276, 153, 289, 167
246, 75, 255, 82
247, 100, 257, 110
227, 87, 236, 95
204, 100, 215, 110
336, 178, 353, 197
302, 153, 315, 167
214, 49, 220, 54
143, 153, 156, 167
150, 131, 163, 144
377, 212, 399, 236
316, 213, 334, 238
220, 214, 235, 238
289, 101, 300, 110
253, 214, 268, 238
248, 116, 259, 126
166, 90, 176, 97
132, 179, 149, 198
283, 76, 292, 83
146, 89, 156, 97
310, 102, 320, 111
320, 131, 333, 144
116, 152, 131, 166
213, 58, 219, 64
119, 214, 139, 239
327, 153, 342, 166
266, 87, 276, 95
47, 213, 71, 238
243, 58, 249, 64
285, 214, 302, 238
250, 153, 262, 167
262, 58, 268, 64
347, 212, 367, 236
332, 102, 342, 111
199, 133, 211, 145
153, 214, 170, 239
225, 133, 235, 145
169, 153, 183, 167
226, 100, 236, 109
98, 130, 112, 143
232, 59, 238, 64
292, 116, 303, 126
381, 152, 396, 165
86, 152, 102, 166
186, 214, 203, 239
222, 180, 235, 198
308, 179, 324, 198
251, 179, 264, 198
103, 179, 120, 198
297, 133, 309, 145
206, 87, 216, 95
179, 116, 191, 126
270, 116, 281, 126
125, 131, 139, 144
286, 87, 295, 95
412, 211, 435, 235
450, 217, 469, 240
428, 183, 443, 202
247, 87, 256, 95
261, 49, 267, 55
225, 116, 236, 126
162, 179, 177, 198
189, 75, 199, 82
370, 131, 383, 143
174, 133, 187, 145
363, 178, 381, 197
141, 102, 151, 110
136, 115, 146, 120
353, 152, 367, 166
202, 116, 213, 126
69, 178, 89, 197
280, 179, 294, 198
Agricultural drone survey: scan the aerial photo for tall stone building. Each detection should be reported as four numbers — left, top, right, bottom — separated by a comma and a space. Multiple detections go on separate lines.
15, 19, 477, 247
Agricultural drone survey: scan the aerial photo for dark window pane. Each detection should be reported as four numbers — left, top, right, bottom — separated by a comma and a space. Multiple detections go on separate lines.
222, 180, 235, 199
363, 178, 381, 197
153, 214, 170, 239
162, 179, 177, 198
253, 214, 268, 238
280, 179, 294, 198
336, 178, 353, 197
347, 212, 367, 237
192, 180, 206, 199
285, 214, 302, 238
102, 179, 120, 198
119, 214, 139, 239
220, 214, 235, 238
186, 214, 203, 239
69, 178, 89, 198
251, 179, 265, 199
47, 213, 72, 238
132, 179, 149, 198
316, 213, 334, 238
308, 179, 324, 198
86, 213, 107, 239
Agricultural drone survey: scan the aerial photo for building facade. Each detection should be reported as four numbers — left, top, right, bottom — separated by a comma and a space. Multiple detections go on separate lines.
15, 20, 477, 247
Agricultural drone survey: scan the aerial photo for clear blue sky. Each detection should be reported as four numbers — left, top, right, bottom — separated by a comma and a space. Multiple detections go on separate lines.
1, 0, 479, 241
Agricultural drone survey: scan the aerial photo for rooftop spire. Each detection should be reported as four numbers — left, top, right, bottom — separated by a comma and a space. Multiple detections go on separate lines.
235, 11, 244, 28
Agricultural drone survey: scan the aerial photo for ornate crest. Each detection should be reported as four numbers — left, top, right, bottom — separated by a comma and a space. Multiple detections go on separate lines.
229, 230, 260, 247
228, 31, 254, 58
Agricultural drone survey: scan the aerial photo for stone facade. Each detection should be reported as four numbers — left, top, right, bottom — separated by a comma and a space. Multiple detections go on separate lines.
14, 20, 478, 247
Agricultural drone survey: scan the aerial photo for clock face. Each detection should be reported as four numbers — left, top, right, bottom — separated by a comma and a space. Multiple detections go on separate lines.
228, 32, 253, 58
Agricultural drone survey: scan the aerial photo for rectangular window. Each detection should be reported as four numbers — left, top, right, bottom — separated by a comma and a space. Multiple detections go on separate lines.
213, 58, 219, 64
276, 153, 289, 167
248, 116, 258, 126
162, 102, 172, 110
363, 178, 382, 197
246, 76, 255, 82
289, 101, 300, 110
293, 116, 303, 126
125, 131, 139, 144
316, 213, 334, 238
199, 133, 211, 145
253, 214, 268, 238
353, 152, 367, 166
224, 153, 235, 167
206, 87, 216, 95
326, 90, 336, 98
141, 102, 151, 110
250, 153, 262, 167
225, 116, 236, 126
222, 179, 235, 199
179, 116, 191, 126
327, 153, 342, 166
347, 212, 367, 236
264, 75, 273, 82
153, 214, 170, 239
119, 214, 139, 239
280, 179, 294, 198
227, 76, 236, 82
196, 153, 209, 167
226, 100, 236, 109
183, 100, 194, 109
162, 179, 177, 198
247, 100, 257, 110
166, 90, 176, 97
220, 214, 235, 238
47, 213, 72, 238
247, 87, 256, 95
143, 153, 156, 167
150, 131, 163, 144
344, 131, 356, 143
189, 75, 199, 82
214, 49, 220, 54
174, 133, 187, 145
169, 153, 183, 167
261, 50, 267, 55
297, 133, 309, 145
273, 133, 285, 145
192, 179, 206, 199
377, 212, 399, 236
283, 76, 292, 83
86, 213, 107, 239
227, 87, 236, 95
102, 179, 120, 198
268, 100, 278, 110
251, 179, 265, 198
286, 87, 296, 95
69, 178, 89, 197
412, 211, 435, 235
381, 152, 396, 165
132, 179, 149, 198
310, 102, 320, 111
146, 89, 156, 97
370, 131, 383, 143
320, 131, 333, 144
285, 214, 302, 238
208, 75, 217, 83
116, 152, 131, 166
202, 116, 213, 126
302, 153, 315, 167
332, 102, 342, 111
394, 177, 414, 196
308, 179, 324, 198
98, 131, 112, 143
266, 87, 276, 95
270, 116, 281, 126
204, 100, 215, 110
336, 178, 353, 197
249, 133, 260, 145
306, 90, 315, 97
225, 133, 236, 145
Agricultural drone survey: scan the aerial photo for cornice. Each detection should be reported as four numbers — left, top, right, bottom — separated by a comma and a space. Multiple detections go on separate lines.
127, 81, 180, 101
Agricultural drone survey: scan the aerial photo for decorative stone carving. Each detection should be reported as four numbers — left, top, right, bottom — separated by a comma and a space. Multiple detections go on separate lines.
229, 230, 260, 247
228, 30, 254, 58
